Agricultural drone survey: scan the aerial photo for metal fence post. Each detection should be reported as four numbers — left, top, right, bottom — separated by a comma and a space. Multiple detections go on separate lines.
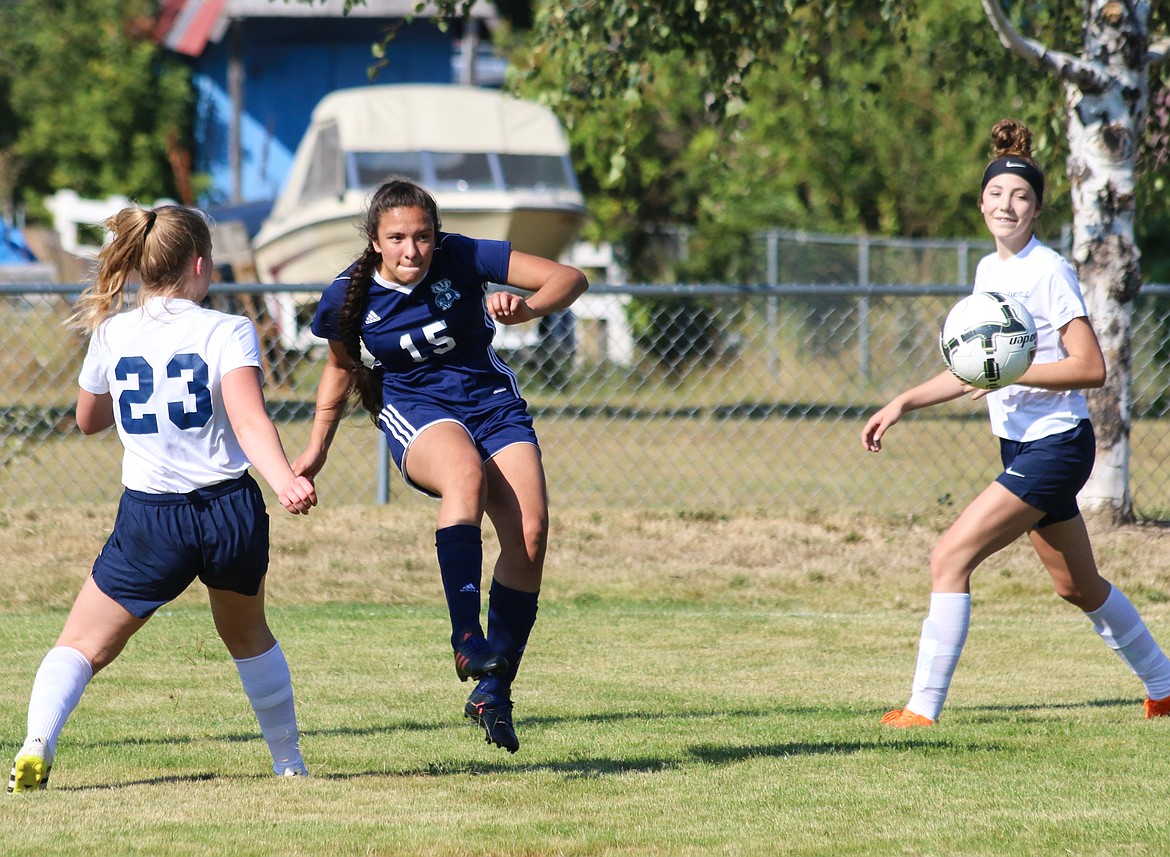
766, 230, 779, 377
377, 438, 390, 504
858, 235, 870, 378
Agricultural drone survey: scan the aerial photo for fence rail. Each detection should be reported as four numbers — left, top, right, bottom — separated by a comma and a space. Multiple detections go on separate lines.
5, 276, 1170, 519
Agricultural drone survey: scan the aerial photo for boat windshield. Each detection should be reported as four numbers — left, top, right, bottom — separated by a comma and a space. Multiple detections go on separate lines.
431, 152, 496, 190
348, 152, 578, 193
351, 152, 426, 187
498, 154, 577, 192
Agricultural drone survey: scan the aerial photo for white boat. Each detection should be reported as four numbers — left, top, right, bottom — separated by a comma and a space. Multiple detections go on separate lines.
251, 84, 588, 285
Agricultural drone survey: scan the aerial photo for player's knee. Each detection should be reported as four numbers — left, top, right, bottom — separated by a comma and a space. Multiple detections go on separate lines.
216, 623, 276, 659
524, 517, 548, 564
500, 518, 547, 572
1052, 578, 1108, 611
444, 458, 489, 499
928, 547, 973, 591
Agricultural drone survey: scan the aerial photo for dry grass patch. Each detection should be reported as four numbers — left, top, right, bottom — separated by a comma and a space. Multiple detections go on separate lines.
3, 503, 1168, 622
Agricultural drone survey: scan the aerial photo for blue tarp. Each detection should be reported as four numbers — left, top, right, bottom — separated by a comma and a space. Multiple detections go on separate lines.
0, 220, 38, 264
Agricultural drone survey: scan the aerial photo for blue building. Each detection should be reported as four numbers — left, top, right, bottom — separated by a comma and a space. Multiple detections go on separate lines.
156, 0, 502, 214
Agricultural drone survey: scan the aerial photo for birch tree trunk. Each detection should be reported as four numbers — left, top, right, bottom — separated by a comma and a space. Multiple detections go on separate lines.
982, 0, 1163, 525
1065, 19, 1143, 524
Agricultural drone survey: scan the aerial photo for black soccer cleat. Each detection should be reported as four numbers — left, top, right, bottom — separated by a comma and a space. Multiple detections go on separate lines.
464, 689, 519, 753
453, 631, 508, 682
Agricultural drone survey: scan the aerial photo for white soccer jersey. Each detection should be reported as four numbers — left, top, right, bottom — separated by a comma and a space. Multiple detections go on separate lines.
78, 296, 261, 492
973, 235, 1091, 442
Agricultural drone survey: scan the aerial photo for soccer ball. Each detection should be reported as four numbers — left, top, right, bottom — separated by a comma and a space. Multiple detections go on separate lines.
939, 292, 1037, 389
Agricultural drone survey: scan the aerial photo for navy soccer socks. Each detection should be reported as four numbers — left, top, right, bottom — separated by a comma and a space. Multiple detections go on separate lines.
436, 524, 485, 646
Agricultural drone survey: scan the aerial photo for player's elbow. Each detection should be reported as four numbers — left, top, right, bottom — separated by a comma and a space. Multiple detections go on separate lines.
75, 396, 115, 434
75, 417, 105, 435
565, 268, 589, 301
1085, 357, 1107, 388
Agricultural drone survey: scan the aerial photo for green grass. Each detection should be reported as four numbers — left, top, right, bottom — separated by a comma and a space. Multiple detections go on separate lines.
4, 589, 1170, 855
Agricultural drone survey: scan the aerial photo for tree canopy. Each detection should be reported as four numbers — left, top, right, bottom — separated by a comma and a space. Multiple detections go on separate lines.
507, 2, 1067, 280
2, 0, 1168, 284
342, 0, 1168, 280
0, 0, 195, 217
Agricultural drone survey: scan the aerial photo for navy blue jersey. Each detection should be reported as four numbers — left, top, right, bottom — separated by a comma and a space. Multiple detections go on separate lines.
312, 233, 522, 411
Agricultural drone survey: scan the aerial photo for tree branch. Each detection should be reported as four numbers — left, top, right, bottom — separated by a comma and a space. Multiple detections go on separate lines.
1150, 37, 1170, 69
979, 0, 1111, 92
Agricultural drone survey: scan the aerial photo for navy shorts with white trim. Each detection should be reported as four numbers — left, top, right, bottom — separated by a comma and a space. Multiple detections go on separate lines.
995, 420, 1095, 529
91, 473, 270, 618
376, 394, 538, 497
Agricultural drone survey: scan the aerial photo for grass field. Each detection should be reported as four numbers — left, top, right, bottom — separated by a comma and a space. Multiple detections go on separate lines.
3, 505, 1170, 855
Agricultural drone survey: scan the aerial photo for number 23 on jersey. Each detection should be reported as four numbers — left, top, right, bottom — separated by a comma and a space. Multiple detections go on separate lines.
115, 353, 213, 434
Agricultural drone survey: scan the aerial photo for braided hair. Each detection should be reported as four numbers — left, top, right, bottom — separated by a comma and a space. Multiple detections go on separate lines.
335, 178, 442, 420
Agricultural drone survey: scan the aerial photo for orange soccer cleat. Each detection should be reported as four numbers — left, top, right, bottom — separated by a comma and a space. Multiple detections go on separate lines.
1143, 695, 1170, 719
880, 708, 935, 728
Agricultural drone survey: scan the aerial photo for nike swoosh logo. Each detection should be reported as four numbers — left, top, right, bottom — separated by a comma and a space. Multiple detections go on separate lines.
1005, 467, 1026, 478
1005, 160, 1027, 169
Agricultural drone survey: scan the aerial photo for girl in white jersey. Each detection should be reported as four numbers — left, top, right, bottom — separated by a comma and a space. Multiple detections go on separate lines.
860, 118, 1170, 727
8, 205, 317, 792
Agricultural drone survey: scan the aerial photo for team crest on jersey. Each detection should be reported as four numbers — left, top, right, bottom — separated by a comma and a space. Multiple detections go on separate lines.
431, 279, 460, 311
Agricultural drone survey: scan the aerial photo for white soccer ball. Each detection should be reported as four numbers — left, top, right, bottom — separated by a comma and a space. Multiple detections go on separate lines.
939, 292, 1037, 389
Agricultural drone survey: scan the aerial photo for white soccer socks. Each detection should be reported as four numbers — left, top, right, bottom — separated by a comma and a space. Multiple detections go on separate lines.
22, 645, 94, 764
1086, 585, 1170, 701
233, 642, 307, 776
905, 592, 972, 722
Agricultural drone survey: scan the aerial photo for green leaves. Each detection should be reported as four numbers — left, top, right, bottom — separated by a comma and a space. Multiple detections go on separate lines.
0, 0, 195, 212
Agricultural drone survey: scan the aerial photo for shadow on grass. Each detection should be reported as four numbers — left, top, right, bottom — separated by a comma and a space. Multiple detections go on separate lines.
56, 696, 1144, 788
78, 694, 1142, 752
324, 734, 1008, 782
63, 772, 218, 791
950, 695, 1145, 727
76, 704, 794, 751
46, 736, 1001, 791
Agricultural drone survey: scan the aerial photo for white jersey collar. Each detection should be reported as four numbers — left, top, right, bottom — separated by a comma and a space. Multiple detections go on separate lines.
372, 268, 416, 295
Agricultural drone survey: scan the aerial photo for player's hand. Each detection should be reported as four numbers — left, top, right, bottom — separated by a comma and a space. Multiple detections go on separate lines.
966, 385, 988, 401
486, 291, 536, 325
292, 448, 326, 480
860, 402, 904, 453
278, 475, 318, 515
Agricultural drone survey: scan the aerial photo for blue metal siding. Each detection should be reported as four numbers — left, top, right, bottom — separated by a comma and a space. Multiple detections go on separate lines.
193, 19, 456, 206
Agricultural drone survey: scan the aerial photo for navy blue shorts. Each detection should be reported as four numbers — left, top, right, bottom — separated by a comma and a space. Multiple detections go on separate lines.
376, 394, 539, 497
995, 420, 1095, 529
91, 473, 270, 618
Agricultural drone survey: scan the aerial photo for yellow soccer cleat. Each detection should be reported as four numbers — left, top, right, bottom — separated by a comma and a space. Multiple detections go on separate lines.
8, 752, 51, 793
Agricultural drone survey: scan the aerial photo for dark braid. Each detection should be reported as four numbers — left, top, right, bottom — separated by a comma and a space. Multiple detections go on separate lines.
337, 245, 383, 420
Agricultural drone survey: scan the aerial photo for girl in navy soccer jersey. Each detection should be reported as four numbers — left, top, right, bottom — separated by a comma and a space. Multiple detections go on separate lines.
861, 118, 1170, 728
8, 205, 317, 793
294, 178, 588, 753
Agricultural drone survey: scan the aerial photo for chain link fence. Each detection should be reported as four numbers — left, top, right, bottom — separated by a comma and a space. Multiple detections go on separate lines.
4, 230, 1170, 518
